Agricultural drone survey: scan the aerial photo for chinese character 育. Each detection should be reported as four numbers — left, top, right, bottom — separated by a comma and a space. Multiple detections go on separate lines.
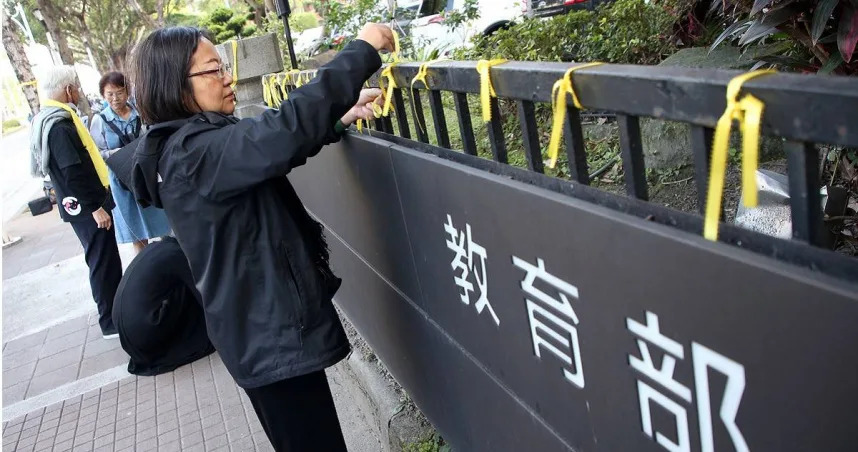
444, 214, 499, 325
513, 256, 584, 389
627, 311, 748, 452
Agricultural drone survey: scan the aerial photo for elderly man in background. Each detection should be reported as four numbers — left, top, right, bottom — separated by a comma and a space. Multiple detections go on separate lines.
29, 65, 122, 339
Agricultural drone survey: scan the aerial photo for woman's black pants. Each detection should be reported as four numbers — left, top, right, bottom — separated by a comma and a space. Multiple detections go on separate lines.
244, 370, 347, 452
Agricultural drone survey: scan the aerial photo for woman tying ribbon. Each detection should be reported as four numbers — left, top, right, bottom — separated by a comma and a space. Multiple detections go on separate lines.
123, 24, 393, 450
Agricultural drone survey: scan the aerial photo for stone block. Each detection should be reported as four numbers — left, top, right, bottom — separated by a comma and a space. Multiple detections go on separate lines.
215, 33, 284, 81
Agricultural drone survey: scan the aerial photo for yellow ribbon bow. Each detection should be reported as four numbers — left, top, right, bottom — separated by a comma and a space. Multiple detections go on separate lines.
475, 59, 507, 122
42, 99, 109, 187
547, 62, 603, 169
704, 69, 776, 241
409, 58, 447, 137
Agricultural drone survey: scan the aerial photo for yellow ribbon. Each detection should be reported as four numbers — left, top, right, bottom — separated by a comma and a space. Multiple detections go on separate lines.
263, 75, 273, 107
230, 40, 238, 90
409, 58, 446, 137
476, 59, 507, 122
43, 99, 109, 187
377, 31, 402, 118
19, 80, 37, 87
704, 69, 776, 241
379, 65, 398, 117
278, 73, 289, 102
546, 62, 603, 169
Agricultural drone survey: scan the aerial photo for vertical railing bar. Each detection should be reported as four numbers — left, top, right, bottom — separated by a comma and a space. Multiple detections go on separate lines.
517, 100, 544, 174
381, 115, 394, 134
785, 141, 825, 246
690, 125, 715, 216
453, 92, 478, 156
373, 118, 384, 131
617, 114, 648, 200
487, 97, 508, 163
564, 107, 589, 184
392, 88, 411, 139
428, 90, 450, 149
410, 88, 430, 144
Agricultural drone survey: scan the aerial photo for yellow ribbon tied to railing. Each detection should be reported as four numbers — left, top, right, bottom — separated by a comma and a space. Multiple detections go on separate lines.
475, 59, 507, 122
263, 75, 272, 107
409, 58, 447, 136
704, 69, 776, 241
278, 73, 289, 102
378, 31, 402, 118
546, 62, 603, 169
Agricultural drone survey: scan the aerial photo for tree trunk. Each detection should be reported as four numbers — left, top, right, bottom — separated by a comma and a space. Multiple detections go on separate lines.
125, 0, 158, 29
264, 0, 276, 15
35, 0, 76, 64
2, 14, 40, 115
110, 45, 130, 72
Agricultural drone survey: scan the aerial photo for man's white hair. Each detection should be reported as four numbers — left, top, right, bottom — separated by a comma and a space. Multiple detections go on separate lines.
40, 65, 79, 96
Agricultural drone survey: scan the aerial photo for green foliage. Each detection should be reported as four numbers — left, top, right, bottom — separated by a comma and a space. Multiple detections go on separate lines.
290, 11, 320, 33
207, 7, 233, 24
2, 118, 22, 131
313, 0, 389, 48
460, 0, 679, 65
402, 434, 451, 452
200, 7, 255, 44
226, 15, 247, 33
166, 12, 202, 27
443, 0, 480, 32
710, 0, 858, 75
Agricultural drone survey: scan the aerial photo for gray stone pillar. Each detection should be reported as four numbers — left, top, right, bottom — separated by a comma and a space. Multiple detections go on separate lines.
216, 33, 284, 119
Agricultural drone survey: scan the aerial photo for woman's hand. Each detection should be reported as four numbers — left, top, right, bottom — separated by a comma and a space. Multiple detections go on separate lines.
340, 88, 383, 126
357, 24, 395, 52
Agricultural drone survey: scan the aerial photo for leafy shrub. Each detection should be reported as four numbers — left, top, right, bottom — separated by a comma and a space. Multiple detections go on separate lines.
313, 0, 388, 48
460, 0, 681, 65
709, 0, 858, 75
200, 7, 256, 44
206, 7, 233, 25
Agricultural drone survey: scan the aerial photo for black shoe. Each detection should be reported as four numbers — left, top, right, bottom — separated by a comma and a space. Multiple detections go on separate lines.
102, 327, 119, 340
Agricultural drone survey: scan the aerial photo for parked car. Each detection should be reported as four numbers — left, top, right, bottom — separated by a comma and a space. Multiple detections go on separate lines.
402, 0, 523, 55
525, 0, 608, 18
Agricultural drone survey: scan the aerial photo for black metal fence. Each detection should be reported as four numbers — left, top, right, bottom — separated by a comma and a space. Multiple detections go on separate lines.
276, 62, 858, 280
274, 62, 858, 451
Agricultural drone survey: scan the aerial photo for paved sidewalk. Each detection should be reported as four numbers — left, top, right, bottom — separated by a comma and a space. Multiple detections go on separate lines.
2, 210, 382, 451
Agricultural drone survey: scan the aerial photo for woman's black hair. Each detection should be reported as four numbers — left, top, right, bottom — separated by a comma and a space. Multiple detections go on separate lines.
98, 72, 126, 96
130, 27, 212, 125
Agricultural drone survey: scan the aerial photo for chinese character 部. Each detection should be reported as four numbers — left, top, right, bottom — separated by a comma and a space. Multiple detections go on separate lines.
627, 311, 748, 452
444, 214, 499, 325
513, 256, 584, 389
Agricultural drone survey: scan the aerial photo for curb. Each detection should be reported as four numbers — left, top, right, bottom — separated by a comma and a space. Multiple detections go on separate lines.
335, 308, 436, 451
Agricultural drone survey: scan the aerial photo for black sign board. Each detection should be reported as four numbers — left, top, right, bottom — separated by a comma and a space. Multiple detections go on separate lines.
289, 134, 858, 452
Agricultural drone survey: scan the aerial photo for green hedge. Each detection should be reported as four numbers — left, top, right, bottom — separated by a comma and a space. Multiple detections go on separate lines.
460, 0, 681, 65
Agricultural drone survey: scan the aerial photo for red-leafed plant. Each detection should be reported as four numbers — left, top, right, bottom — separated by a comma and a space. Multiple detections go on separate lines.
709, 0, 858, 75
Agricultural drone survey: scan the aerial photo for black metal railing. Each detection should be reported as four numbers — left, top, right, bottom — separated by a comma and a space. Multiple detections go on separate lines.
274, 62, 858, 257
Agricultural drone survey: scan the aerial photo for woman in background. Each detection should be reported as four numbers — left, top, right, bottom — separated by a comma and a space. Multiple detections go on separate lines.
90, 72, 170, 254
